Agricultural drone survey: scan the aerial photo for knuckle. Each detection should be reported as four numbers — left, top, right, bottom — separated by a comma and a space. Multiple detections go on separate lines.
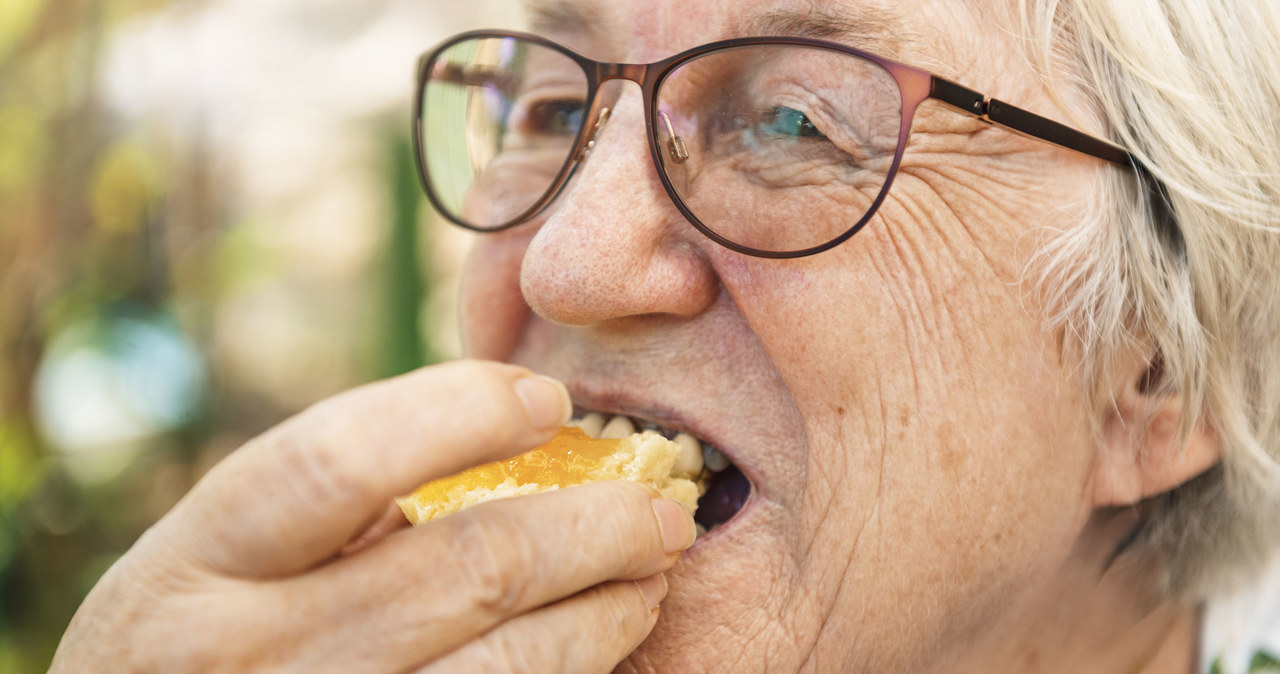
569, 583, 654, 661
432, 360, 516, 403
523, 482, 663, 580
587, 481, 663, 544
472, 630, 545, 674
606, 581, 655, 634
446, 511, 536, 617
427, 361, 532, 446
265, 418, 365, 508
601, 478, 659, 508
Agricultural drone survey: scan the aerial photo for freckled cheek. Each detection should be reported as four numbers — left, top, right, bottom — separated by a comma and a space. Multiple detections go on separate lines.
724, 258, 1084, 564
715, 264, 892, 534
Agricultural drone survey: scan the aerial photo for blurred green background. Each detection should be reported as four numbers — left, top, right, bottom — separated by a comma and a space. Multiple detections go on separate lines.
0, 0, 518, 670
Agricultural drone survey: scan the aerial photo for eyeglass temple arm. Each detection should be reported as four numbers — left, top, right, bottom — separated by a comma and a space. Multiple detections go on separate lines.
928, 77, 1138, 169
929, 77, 1184, 250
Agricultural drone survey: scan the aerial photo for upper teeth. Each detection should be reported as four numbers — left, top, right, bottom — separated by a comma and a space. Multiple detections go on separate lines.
569, 413, 729, 476
599, 415, 635, 439
671, 433, 703, 479
573, 412, 606, 438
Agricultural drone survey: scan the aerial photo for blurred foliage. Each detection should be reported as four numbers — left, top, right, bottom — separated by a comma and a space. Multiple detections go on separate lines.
380, 130, 431, 378
0, 0, 445, 670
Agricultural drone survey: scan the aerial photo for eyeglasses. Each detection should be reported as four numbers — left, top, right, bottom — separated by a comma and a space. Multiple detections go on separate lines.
412, 30, 1139, 258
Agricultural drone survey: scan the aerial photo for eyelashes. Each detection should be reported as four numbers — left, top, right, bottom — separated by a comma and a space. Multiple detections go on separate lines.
757, 105, 828, 139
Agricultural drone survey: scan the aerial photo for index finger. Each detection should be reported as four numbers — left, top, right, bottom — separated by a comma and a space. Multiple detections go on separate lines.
156, 360, 571, 577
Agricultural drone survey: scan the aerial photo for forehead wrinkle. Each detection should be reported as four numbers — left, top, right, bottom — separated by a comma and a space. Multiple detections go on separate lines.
748, 6, 916, 59
749, 6, 964, 82
525, 1, 960, 74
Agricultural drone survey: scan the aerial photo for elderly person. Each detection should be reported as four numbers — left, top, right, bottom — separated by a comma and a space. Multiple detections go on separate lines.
53, 0, 1279, 672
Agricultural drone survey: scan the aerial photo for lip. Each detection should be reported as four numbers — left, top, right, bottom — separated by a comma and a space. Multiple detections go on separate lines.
569, 391, 757, 479
566, 385, 764, 523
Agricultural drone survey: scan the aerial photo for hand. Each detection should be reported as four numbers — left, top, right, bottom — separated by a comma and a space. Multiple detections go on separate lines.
50, 360, 696, 673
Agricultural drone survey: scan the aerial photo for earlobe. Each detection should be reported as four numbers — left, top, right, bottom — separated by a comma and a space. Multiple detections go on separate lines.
1091, 353, 1222, 507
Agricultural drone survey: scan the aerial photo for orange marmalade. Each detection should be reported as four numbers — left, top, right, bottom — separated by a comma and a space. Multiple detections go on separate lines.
408, 426, 621, 501
397, 426, 701, 524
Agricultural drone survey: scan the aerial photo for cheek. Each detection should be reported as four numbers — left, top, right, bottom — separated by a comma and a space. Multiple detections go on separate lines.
713, 237, 1095, 659
458, 234, 535, 361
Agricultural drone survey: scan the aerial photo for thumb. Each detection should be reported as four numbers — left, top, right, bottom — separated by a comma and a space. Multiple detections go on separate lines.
154, 360, 570, 577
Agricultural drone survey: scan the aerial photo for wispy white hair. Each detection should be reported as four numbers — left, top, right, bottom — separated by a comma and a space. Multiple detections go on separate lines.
1017, 0, 1280, 598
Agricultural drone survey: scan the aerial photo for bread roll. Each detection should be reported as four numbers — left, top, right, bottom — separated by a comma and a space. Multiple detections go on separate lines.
397, 426, 704, 524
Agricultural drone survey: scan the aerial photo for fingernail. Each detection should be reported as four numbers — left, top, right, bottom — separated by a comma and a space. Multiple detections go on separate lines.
651, 498, 696, 554
634, 573, 668, 612
514, 375, 571, 431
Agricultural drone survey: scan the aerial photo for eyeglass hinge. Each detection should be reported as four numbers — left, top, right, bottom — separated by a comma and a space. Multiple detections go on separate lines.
929, 77, 990, 122
979, 99, 1006, 123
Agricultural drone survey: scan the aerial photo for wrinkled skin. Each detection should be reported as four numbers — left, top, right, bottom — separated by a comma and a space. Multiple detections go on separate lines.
52, 0, 1218, 672
51, 362, 698, 673
461, 0, 1214, 671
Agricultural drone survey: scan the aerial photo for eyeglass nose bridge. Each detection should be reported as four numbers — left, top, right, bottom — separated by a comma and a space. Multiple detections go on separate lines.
572, 62, 647, 164
597, 61, 649, 83
572, 61, 690, 166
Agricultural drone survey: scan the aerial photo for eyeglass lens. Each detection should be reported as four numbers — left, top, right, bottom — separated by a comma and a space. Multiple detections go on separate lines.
421, 37, 588, 228
418, 35, 906, 254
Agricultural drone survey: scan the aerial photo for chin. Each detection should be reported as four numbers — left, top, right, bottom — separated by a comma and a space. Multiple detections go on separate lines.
566, 407, 796, 673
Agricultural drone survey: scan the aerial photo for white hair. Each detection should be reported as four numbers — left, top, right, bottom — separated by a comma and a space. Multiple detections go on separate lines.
1017, 0, 1280, 598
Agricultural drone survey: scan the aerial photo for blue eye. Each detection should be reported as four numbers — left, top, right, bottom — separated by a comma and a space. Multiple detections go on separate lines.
763, 106, 826, 138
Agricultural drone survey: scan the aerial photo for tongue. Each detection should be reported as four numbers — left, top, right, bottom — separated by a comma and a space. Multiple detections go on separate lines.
695, 465, 751, 529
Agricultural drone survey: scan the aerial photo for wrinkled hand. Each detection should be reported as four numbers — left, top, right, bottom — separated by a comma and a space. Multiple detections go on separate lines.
51, 361, 695, 673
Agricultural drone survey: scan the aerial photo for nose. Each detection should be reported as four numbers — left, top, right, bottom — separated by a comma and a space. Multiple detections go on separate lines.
519, 88, 719, 327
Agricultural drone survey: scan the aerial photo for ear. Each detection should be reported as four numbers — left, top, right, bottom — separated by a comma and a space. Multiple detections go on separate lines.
1091, 349, 1223, 507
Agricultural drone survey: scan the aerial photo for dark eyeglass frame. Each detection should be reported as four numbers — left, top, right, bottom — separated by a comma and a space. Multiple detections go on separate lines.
412, 29, 1141, 259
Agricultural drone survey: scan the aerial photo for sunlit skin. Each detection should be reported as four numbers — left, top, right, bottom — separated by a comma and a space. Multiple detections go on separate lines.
50, 0, 1224, 671
459, 0, 1216, 671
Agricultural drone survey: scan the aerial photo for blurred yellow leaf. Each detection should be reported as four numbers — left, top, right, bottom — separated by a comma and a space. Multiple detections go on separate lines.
89, 140, 164, 234
0, 0, 44, 63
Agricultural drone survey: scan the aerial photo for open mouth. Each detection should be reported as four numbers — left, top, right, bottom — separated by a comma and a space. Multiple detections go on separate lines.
569, 410, 753, 535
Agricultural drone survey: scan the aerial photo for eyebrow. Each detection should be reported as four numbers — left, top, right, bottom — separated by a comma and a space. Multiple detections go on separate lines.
526, 0, 600, 36
525, 1, 921, 62
747, 7, 915, 56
